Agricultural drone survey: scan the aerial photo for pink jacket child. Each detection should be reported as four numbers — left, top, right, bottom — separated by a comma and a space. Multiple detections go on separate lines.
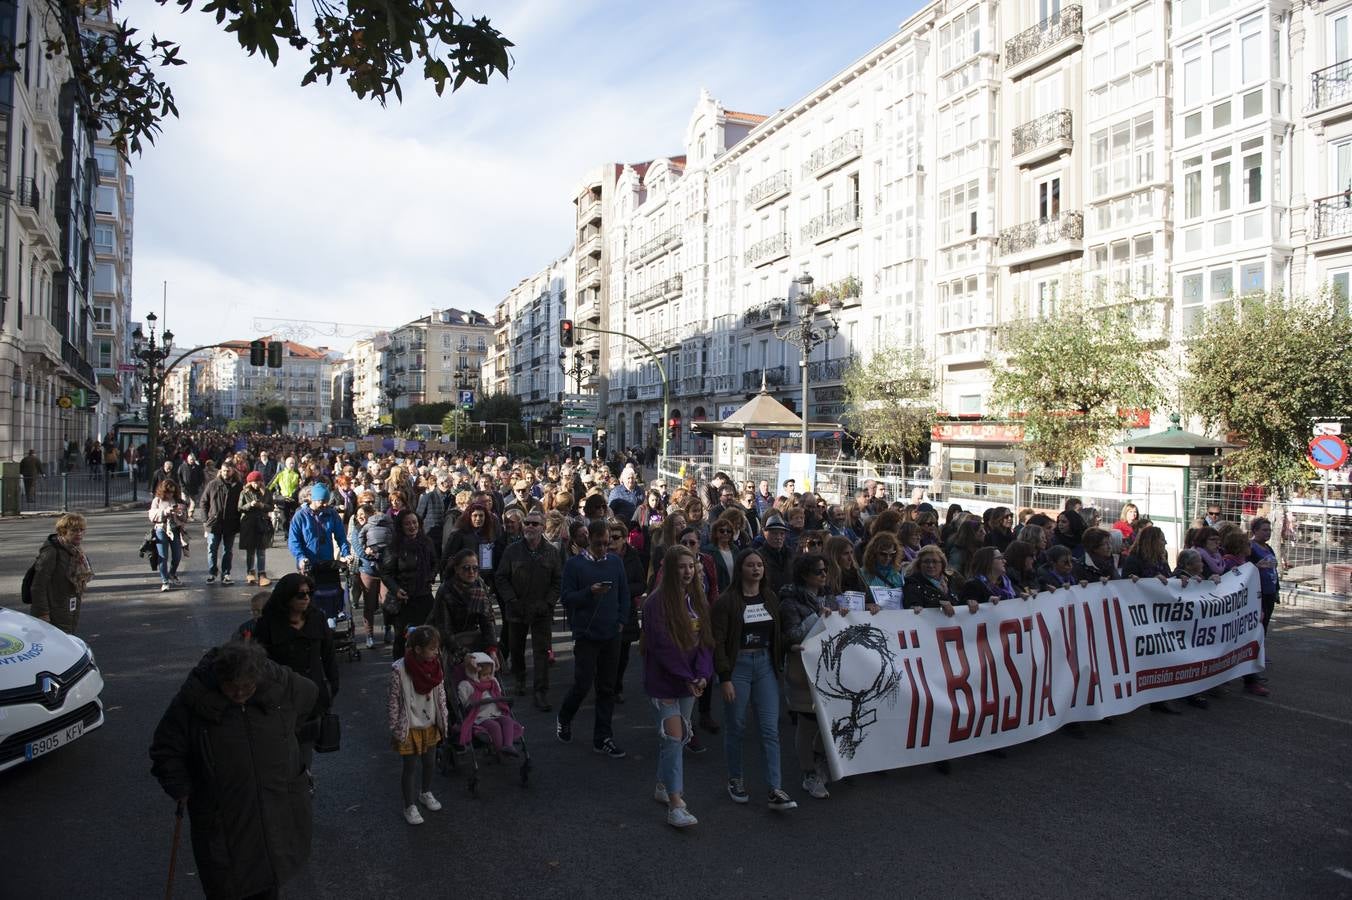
457, 652, 524, 754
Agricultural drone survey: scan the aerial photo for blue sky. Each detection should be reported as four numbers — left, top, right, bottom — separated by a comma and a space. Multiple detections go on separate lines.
129, 0, 918, 351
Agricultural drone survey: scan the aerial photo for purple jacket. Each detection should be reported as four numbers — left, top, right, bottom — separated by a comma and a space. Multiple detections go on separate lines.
641, 588, 714, 699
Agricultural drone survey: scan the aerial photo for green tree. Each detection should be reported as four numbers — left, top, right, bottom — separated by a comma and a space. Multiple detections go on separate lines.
471, 392, 525, 440
843, 347, 937, 465
29, 0, 513, 155
393, 402, 453, 429
988, 298, 1163, 469
1184, 292, 1352, 491
263, 404, 289, 429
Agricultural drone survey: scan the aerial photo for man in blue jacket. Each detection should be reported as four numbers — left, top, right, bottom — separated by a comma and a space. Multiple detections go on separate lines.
557, 517, 629, 758
287, 483, 351, 574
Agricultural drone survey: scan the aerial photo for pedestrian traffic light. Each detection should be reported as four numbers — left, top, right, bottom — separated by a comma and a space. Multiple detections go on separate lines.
560, 319, 574, 348
267, 340, 284, 368
249, 340, 266, 367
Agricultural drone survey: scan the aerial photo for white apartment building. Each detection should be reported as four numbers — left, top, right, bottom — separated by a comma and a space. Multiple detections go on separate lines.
346, 334, 386, 432
380, 308, 492, 412
204, 339, 334, 435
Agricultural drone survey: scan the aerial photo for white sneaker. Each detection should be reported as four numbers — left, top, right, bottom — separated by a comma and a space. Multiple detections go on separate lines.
403, 805, 424, 825
802, 773, 830, 799
366, 635, 375, 649
418, 792, 442, 811
160, 583, 170, 593
666, 805, 698, 828
653, 783, 670, 804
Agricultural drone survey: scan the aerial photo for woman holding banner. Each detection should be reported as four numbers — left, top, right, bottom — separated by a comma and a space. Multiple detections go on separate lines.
778, 553, 838, 801
711, 549, 796, 810
902, 546, 964, 615
861, 533, 905, 613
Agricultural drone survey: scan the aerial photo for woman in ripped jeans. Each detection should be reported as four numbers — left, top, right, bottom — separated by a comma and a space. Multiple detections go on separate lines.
641, 545, 714, 829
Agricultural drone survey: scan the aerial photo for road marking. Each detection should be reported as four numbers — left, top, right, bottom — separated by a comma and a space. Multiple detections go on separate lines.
1255, 698, 1352, 727
1329, 867, 1352, 882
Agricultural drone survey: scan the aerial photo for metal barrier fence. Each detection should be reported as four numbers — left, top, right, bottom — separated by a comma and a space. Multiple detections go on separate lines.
1192, 480, 1351, 599
2, 470, 141, 515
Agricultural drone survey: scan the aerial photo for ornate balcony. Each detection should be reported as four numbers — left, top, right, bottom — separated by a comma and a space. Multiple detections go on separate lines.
1311, 192, 1352, 242
746, 170, 791, 209
998, 210, 1084, 264
806, 355, 856, 382
632, 273, 684, 309
802, 129, 863, 179
635, 225, 682, 263
1310, 59, 1352, 116
743, 301, 788, 328
1004, 5, 1082, 78
742, 366, 787, 391
745, 232, 790, 268
1010, 109, 1073, 167
802, 202, 861, 244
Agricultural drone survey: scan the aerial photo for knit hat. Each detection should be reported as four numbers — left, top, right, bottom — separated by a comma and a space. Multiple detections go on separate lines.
245, 471, 263, 484
311, 483, 331, 502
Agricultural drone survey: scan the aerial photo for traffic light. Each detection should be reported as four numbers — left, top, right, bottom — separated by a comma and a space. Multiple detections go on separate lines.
267, 340, 284, 368
560, 319, 574, 348
249, 339, 266, 367
668, 417, 680, 441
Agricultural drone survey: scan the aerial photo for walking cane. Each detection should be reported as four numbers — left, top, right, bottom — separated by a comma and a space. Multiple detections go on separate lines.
165, 799, 185, 900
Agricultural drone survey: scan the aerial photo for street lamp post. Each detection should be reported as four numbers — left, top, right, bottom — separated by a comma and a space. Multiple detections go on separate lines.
131, 312, 174, 470
769, 271, 842, 454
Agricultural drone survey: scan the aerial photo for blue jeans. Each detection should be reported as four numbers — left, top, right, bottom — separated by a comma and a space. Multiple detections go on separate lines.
723, 649, 782, 790
245, 547, 266, 575
651, 696, 694, 796
207, 531, 235, 577
154, 526, 181, 584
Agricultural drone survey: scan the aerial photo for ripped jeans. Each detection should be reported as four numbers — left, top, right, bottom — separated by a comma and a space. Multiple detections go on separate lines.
651, 696, 694, 796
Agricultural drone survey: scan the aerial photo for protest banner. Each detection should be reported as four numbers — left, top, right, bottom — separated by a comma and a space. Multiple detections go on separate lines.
801, 565, 1264, 779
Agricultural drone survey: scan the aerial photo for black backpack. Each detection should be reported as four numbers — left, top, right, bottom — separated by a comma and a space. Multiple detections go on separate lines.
21, 542, 45, 604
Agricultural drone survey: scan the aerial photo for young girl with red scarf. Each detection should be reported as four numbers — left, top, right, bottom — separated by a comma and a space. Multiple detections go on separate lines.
388, 625, 449, 825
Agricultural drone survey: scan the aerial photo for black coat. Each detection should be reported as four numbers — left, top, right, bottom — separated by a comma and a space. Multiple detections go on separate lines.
149, 650, 318, 900
618, 543, 646, 640
415, 489, 455, 550
253, 607, 339, 715
177, 461, 205, 496
902, 576, 960, 609
200, 477, 243, 535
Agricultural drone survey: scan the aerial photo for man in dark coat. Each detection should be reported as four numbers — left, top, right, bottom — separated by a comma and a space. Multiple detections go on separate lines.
494, 509, 562, 709
414, 472, 455, 564
150, 641, 318, 900
200, 462, 243, 585
177, 452, 206, 520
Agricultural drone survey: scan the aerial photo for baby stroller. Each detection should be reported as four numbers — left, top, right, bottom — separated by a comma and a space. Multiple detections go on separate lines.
437, 654, 531, 796
311, 559, 360, 662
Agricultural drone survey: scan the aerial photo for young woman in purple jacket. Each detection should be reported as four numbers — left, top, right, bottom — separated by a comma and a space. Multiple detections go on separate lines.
642, 545, 715, 829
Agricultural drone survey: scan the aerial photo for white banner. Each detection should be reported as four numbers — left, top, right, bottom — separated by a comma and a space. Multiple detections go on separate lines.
802, 565, 1265, 779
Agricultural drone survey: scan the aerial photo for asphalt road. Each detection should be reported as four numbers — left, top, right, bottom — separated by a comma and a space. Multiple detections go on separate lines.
0, 508, 1349, 899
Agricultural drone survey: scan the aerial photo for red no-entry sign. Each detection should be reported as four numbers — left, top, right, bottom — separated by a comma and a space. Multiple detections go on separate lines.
1308, 434, 1349, 471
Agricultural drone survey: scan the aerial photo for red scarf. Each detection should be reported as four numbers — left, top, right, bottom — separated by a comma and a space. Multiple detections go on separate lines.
404, 650, 443, 696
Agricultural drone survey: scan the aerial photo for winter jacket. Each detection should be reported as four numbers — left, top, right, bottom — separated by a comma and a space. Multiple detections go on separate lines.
443, 526, 495, 576
711, 585, 782, 680
357, 513, 394, 571
1036, 564, 1078, 592
149, 650, 318, 900
618, 543, 647, 641
1121, 554, 1171, 580
415, 489, 455, 550
29, 534, 91, 634
200, 477, 243, 535
253, 606, 339, 716
380, 535, 438, 603
560, 552, 629, 641
778, 582, 828, 714
750, 539, 793, 595
640, 587, 714, 699
903, 576, 960, 609
268, 467, 301, 499
1074, 553, 1120, 582
428, 577, 499, 654
287, 506, 350, 566
237, 486, 274, 552
387, 658, 449, 744
493, 538, 562, 623
177, 461, 205, 497
349, 520, 378, 576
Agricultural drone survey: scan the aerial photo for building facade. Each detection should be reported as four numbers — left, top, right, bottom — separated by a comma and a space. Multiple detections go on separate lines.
203, 339, 334, 435
380, 308, 492, 413
345, 334, 387, 431
485, 254, 572, 441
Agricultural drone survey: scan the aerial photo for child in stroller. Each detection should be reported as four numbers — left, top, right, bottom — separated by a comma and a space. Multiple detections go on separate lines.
457, 652, 524, 756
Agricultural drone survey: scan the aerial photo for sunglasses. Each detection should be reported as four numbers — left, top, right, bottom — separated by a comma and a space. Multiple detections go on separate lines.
458, 565, 479, 573
810, 568, 827, 575
524, 521, 543, 527
878, 550, 897, 557
295, 589, 313, 597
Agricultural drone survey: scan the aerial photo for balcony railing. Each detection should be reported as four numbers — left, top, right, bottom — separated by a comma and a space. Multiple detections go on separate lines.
806, 355, 856, 382
681, 375, 703, 396
1010, 109, 1073, 158
742, 366, 787, 391
1005, 5, 1082, 71
745, 232, 790, 267
579, 197, 602, 224
62, 340, 96, 387
16, 176, 38, 216
1311, 59, 1352, 111
578, 265, 601, 289
626, 385, 638, 400
638, 383, 661, 400
579, 232, 601, 257
635, 225, 682, 262
802, 202, 861, 244
746, 170, 792, 208
743, 301, 787, 327
998, 210, 1084, 256
631, 273, 683, 308
802, 129, 863, 179
1312, 192, 1352, 240
710, 373, 735, 393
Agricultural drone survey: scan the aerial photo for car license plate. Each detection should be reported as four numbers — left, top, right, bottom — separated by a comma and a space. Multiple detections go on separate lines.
24, 720, 84, 761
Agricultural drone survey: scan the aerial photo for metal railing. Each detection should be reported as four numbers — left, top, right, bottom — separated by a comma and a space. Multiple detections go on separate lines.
807, 356, 855, 382
802, 202, 861, 243
1005, 5, 1082, 70
1011, 109, 1073, 157
802, 129, 863, 179
4, 470, 141, 515
634, 225, 682, 262
1310, 58, 1352, 110
16, 176, 39, 214
746, 170, 792, 208
744, 301, 788, 327
741, 366, 787, 391
631, 273, 684, 308
999, 209, 1084, 255
1311, 191, 1352, 240
745, 232, 790, 267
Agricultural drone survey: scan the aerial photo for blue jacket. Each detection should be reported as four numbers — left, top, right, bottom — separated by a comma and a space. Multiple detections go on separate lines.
288, 506, 350, 565
560, 552, 629, 641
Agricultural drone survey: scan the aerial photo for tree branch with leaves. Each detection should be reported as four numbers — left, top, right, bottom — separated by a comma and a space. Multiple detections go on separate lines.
843, 347, 937, 465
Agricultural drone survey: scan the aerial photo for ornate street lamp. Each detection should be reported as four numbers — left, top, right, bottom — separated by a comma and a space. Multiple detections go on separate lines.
770, 271, 842, 453
132, 312, 174, 467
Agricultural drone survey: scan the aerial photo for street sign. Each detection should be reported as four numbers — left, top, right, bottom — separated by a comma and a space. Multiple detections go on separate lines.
1314, 422, 1343, 436
1308, 434, 1349, 471
86, 392, 100, 409
458, 390, 474, 406
117, 363, 137, 373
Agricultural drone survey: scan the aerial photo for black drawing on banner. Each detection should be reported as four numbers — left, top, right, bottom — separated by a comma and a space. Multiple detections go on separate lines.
815, 624, 901, 759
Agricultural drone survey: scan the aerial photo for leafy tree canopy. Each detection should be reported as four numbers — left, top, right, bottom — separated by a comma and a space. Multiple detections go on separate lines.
988, 296, 1163, 469
842, 347, 937, 464
25, 0, 513, 154
1184, 291, 1352, 490
392, 401, 452, 429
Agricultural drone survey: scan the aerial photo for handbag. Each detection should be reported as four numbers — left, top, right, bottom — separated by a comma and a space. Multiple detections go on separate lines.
315, 712, 341, 753
381, 593, 403, 618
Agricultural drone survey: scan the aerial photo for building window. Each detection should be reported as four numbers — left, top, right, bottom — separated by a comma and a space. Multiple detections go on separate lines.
1183, 157, 1202, 219
1241, 138, 1263, 204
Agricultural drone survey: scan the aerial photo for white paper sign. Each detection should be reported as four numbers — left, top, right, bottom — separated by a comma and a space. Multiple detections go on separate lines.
836, 591, 867, 612
478, 543, 493, 571
872, 587, 903, 610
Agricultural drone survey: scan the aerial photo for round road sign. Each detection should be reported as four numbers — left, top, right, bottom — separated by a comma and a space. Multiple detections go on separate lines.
1308, 434, 1349, 471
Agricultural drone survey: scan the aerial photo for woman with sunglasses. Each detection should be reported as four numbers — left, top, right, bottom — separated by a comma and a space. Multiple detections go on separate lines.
712, 549, 797, 810
778, 553, 840, 800
704, 513, 740, 595
611, 518, 648, 705
983, 507, 1016, 553
380, 509, 439, 659
429, 548, 500, 670
860, 532, 905, 612
254, 572, 339, 770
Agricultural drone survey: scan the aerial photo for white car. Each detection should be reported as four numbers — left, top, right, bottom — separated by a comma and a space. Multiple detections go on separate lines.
0, 607, 105, 772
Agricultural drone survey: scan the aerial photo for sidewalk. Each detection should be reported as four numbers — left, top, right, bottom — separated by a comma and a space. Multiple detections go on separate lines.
5, 471, 144, 517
